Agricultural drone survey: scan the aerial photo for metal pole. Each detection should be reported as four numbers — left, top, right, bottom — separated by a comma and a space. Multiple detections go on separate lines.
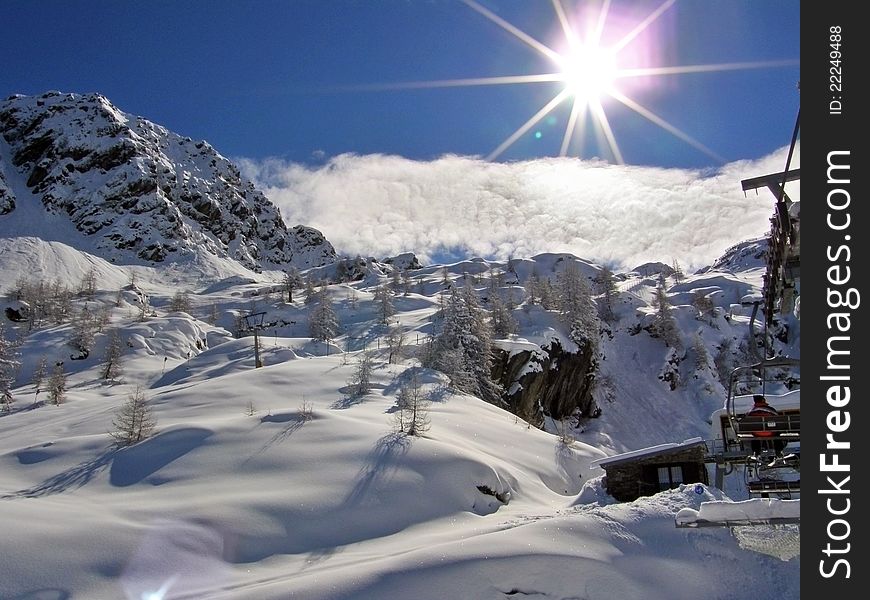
254, 329, 262, 368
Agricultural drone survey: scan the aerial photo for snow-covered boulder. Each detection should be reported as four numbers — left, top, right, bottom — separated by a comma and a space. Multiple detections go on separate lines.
383, 252, 423, 271
698, 237, 767, 274
629, 261, 674, 279
3, 299, 30, 322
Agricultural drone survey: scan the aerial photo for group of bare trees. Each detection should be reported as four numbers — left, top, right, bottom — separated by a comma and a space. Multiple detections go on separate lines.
346, 351, 374, 397
28, 356, 67, 406
169, 290, 192, 313
594, 266, 618, 322
3, 311, 149, 440
524, 264, 602, 354
486, 268, 518, 337
1, 268, 129, 412
7, 277, 75, 330
554, 263, 600, 354
308, 287, 339, 345
1, 323, 71, 411
393, 371, 430, 436
0, 321, 18, 411
652, 278, 681, 349
373, 283, 395, 324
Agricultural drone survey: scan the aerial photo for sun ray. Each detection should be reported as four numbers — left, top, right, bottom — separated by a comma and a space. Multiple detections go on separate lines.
589, 99, 624, 164
551, 0, 579, 50
609, 89, 725, 162
612, 0, 676, 52
575, 103, 590, 158
589, 109, 610, 159
461, 0, 563, 63
615, 59, 800, 79
590, 0, 613, 48
574, 102, 589, 158
488, 90, 571, 161
560, 98, 585, 157
337, 73, 566, 92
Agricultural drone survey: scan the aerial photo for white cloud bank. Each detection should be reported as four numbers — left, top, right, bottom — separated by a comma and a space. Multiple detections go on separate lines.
240, 148, 799, 272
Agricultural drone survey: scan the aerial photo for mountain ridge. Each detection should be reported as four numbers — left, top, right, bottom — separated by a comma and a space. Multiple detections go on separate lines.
0, 91, 336, 272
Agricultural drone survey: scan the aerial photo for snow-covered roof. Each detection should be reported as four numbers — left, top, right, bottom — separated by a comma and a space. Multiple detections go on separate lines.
676, 498, 800, 527
591, 437, 705, 469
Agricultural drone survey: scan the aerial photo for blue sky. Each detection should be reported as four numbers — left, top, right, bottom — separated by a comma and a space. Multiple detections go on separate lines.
3, 0, 799, 169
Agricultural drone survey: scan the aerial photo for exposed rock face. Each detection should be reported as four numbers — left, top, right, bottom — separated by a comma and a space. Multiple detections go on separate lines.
0, 160, 14, 215
702, 237, 767, 273
0, 91, 336, 270
383, 252, 423, 271
285, 225, 337, 270
492, 339, 598, 427
629, 262, 674, 279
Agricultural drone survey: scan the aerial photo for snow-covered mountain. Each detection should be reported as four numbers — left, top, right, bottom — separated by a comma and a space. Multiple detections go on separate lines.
0, 233, 799, 598
0, 91, 336, 271
0, 92, 799, 597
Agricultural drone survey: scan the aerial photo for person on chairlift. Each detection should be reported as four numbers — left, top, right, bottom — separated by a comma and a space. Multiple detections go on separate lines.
746, 394, 786, 457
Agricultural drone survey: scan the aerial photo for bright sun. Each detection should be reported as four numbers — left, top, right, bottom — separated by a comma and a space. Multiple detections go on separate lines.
558, 45, 618, 102
355, 0, 797, 163
451, 0, 743, 162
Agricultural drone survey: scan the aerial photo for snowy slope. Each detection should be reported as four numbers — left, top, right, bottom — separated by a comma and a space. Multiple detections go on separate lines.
0, 236, 799, 599
0, 91, 336, 271
582, 262, 773, 451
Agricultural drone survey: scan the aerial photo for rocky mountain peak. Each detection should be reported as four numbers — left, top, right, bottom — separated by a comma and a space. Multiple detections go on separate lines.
0, 91, 335, 271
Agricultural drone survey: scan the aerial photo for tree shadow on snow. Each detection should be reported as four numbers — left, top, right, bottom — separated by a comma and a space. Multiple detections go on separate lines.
0, 399, 45, 418
381, 367, 452, 404
109, 427, 213, 487
242, 432, 413, 567
2, 448, 116, 499
330, 389, 368, 410
342, 432, 411, 508
550, 439, 586, 496
425, 384, 454, 404
340, 328, 385, 354
246, 412, 312, 460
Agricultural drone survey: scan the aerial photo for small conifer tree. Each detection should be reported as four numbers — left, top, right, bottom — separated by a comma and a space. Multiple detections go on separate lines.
110, 386, 157, 445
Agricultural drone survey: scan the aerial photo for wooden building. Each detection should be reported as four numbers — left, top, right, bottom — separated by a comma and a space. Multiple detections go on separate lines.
593, 438, 709, 502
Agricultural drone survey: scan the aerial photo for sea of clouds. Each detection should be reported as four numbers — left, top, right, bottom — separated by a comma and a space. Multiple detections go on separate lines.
240, 146, 799, 272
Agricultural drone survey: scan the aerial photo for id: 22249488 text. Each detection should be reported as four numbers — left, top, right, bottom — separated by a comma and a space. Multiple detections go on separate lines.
829, 26, 843, 115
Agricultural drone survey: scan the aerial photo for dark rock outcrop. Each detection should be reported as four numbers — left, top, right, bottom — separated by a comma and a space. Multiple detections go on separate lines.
0, 159, 14, 215
700, 237, 767, 274
383, 252, 423, 271
492, 338, 598, 427
0, 91, 336, 271
629, 261, 674, 279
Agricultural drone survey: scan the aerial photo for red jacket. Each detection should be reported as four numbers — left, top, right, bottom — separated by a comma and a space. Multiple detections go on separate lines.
747, 403, 778, 436
748, 403, 778, 416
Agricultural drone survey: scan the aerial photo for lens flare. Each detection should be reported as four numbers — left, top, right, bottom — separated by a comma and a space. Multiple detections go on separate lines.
348, 0, 798, 163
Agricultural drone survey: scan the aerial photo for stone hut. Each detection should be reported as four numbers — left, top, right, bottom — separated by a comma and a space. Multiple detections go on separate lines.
593, 438, 709, 502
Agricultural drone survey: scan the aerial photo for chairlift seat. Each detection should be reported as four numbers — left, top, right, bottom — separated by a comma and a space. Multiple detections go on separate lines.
735, 413, 800, 439
748, 479, 800, 496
